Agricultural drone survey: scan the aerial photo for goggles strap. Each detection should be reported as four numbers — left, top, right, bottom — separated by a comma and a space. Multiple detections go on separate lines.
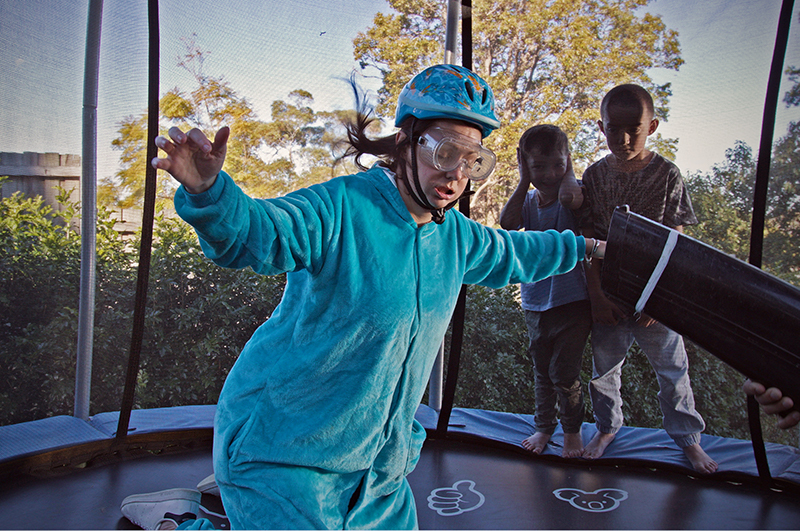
406, 122, 446, 223
402, 121, 470, 225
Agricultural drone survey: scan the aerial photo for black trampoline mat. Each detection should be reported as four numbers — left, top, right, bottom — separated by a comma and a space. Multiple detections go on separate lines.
2, 438, 799, 530
0, 448, 216, 530
409, 438, 800, 529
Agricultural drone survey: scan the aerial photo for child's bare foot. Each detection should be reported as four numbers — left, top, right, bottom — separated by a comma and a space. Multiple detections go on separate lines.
522, 432, 551, 454
683, 444, 718, 474
562, 432, 584, 458
582, 432, 615, 459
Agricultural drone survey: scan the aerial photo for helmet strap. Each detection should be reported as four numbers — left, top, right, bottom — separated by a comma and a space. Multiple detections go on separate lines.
402, 120, 462, 225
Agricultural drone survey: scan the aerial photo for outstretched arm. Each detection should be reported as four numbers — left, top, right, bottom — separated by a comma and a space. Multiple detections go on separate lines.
499, 148, 531, 230
743, 379, 800, 430
558, 152, 584, 210
152, 126, 230, 194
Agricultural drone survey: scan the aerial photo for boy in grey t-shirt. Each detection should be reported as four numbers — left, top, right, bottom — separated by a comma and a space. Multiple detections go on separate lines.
580, 84, 717, 474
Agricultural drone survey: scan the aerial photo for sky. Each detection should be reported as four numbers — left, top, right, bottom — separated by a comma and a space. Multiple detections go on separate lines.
646, 0, 800, 173
2, 0, 799, 180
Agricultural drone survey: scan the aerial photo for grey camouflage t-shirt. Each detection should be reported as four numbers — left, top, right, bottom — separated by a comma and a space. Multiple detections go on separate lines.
581, 153, 697, 239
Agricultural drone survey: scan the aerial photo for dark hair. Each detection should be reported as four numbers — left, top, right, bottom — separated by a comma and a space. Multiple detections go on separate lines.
339, 79, 400, 170
339, 76, 480, 224
518, 124, 569, 159
339, 76, 475, 177
600, 84, 655, 119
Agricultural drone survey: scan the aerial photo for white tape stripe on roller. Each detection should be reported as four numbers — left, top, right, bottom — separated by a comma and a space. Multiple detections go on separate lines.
634, 230, 679, 316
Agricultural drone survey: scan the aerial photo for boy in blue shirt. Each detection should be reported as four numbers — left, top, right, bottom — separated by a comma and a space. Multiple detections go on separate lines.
500, 125, 592, 458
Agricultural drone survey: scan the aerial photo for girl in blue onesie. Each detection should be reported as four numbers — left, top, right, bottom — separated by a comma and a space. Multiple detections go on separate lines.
121, 65, 606, 530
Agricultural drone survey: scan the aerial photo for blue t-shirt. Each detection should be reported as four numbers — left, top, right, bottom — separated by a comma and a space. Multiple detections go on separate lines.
519, 190, 589, 311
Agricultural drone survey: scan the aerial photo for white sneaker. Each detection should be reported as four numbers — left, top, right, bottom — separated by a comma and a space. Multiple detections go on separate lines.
121, 488, 201, 530
196, 473, 220, 497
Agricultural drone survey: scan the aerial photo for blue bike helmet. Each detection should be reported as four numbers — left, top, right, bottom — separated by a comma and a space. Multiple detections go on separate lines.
394, 64, 501, 138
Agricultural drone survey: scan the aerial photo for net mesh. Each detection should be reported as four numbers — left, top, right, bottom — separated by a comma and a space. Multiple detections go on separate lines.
0, 0, 797, 450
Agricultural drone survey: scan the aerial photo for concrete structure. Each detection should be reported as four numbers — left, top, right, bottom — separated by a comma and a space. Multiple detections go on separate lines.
1, 151, 173, 237
0, 152, 81, 216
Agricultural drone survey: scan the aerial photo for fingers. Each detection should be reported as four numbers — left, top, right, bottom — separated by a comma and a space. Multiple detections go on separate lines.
742, 380, 800, 429
168, 126, 187, 144
777, 410, 800, 430
151, 127, 190, 170
211, 126, 231, 153
593, 311, 619, 326
185, 127, 213, 153
151, 126, 219, 169
151, 156, 169, 171
151, 134, 175, 171
591, 295, 622, 326
759, 393, 793, 413
157, 127, 213, 152
742, 379, 765, 397
610, 302, 625, 324
754, 385, 784, 407
750, 384, 794, 418
595, 240, 607, 259
517, 148, 531, 184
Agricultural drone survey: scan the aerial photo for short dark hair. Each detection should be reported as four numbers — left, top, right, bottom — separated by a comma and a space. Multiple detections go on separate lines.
519, 124, 569, 158
600, 84, 655, 119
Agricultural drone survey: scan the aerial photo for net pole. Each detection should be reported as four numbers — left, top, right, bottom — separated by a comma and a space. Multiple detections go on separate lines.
116, 0, 160, 440
74, 0, 104, 420
746, 0, 796, 483
435, 0, 473, 435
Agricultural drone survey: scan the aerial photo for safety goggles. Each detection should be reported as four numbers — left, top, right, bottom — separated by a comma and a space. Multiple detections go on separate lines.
417, 128, 496, 181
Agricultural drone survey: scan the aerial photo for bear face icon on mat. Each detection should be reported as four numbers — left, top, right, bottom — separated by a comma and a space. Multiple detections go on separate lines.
553, 488, 629, 512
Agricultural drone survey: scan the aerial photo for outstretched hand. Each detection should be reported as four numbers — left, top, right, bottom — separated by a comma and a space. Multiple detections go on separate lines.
152, 126, 230, 194
743, 379, 800, 430
558, 152, 584, 210
591, 293, 625, 326
516, 148, 532, 187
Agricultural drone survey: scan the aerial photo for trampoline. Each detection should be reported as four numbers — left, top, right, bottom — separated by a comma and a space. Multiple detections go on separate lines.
1, 405, 799, 529
2, 1, 800, 529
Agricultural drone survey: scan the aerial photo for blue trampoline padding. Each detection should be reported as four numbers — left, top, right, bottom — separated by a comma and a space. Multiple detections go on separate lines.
89, 405, 217, 437
0, 406, 217, 464
416, 405, 800, 485
3, 404, 798, 488
0, 415, 108, 463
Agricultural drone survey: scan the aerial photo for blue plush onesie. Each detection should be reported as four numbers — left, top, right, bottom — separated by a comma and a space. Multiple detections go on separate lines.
174, 165, 586, 529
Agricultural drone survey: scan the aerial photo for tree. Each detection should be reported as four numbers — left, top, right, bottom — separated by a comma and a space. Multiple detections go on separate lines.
763, 70, 800, 285
353, 0, 683, 224
686, 67, 800, 286
684, 142, 755, 259
0, 184, 132, 423
677, 67, 800, 448
100, 36, 357, 209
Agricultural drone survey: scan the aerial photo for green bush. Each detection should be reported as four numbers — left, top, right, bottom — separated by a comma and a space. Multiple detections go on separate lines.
0, 189, 794, 447
0, 188, 284, 425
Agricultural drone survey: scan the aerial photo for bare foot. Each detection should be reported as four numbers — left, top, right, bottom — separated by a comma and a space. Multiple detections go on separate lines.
562, 432, 584, 458
522, 432, 551, 454
582, 432, 615, 459
683, 444, 718, 474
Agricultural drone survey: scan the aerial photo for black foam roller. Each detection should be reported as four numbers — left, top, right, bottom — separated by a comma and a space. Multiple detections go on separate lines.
602, 206, 800, 410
